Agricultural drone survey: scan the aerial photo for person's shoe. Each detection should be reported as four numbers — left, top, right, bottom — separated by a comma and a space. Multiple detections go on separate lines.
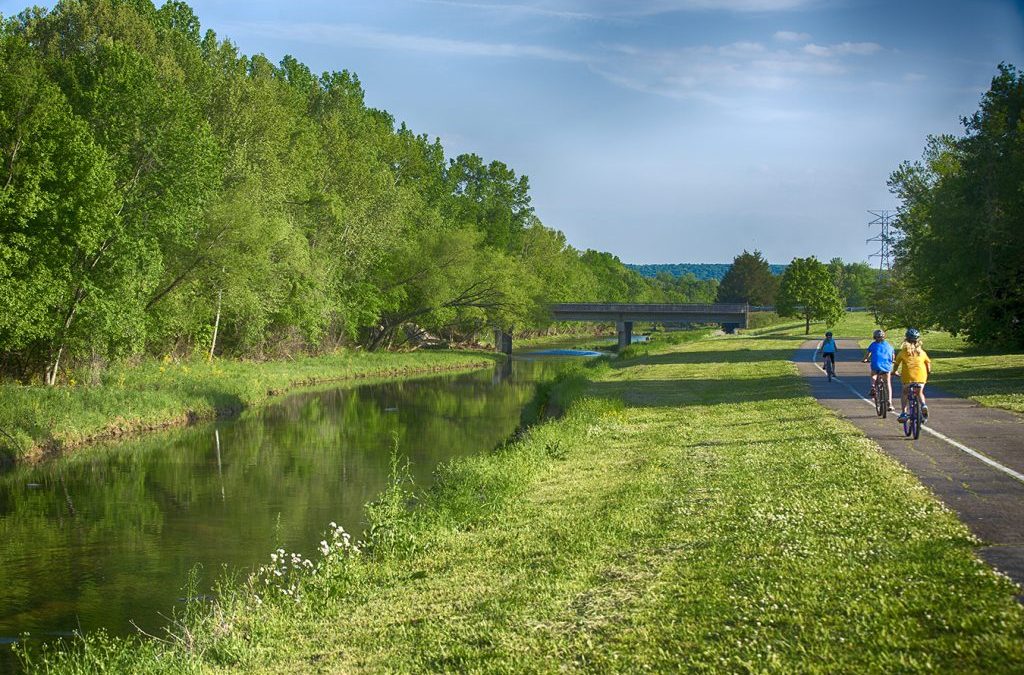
922, 406, 929, 422
887, 404, 895, 412
897, 412, 908, 422
869, 388, 876, 399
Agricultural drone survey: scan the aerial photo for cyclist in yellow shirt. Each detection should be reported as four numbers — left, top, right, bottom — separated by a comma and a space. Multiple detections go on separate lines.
893, 328, 932, 422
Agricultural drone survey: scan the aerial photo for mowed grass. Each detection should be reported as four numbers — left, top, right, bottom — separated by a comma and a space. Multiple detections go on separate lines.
20, 332, 1024, 673
0, 351, 498, 461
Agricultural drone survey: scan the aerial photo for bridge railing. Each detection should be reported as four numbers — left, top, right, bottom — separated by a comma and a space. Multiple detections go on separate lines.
551, 303, 750, 314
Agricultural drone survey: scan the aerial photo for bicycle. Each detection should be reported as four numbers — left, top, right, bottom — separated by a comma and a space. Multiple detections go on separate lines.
822, 353, 835, 382
873, 375, 889, 419
902, 383, 924, 440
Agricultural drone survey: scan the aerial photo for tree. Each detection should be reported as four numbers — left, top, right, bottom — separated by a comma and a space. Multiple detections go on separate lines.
446, 154, 533, 252
776, 257, 844, 334
717, 250, 778, 305
841, 262, 879, 308
0, 0, 664, 378
888, 63, 1024, 347
0, 26, 128, 383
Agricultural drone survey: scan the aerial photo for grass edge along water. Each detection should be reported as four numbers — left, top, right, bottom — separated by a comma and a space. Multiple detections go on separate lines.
0, 350, 500, 464
15, 330, 1024, 672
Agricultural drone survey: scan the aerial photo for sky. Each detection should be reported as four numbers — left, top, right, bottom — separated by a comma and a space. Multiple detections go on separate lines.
4, 0, 1023, 264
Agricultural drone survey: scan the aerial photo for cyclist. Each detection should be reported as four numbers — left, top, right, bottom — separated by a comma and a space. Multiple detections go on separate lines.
862, 329, 894, 411
894, 328, 932, 422
819, 331, 838, 375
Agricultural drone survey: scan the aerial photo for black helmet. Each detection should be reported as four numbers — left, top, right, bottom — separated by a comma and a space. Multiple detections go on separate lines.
905, 328, 921, 341
825, 331, 833, 338
873, 329, 885, 339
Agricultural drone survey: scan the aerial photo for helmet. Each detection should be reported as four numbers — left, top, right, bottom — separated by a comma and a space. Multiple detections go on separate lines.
905, 328, 921, 342
825, 331, 833, 338
873, 329, 885, 339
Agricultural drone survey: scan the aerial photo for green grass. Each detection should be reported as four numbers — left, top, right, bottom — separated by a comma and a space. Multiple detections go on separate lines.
18, 331, 1024, 673
0, 350, 499, 461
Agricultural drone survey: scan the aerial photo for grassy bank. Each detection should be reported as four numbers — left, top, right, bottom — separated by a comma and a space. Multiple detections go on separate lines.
0, 351, 499, 462
19, 330, 1024, 672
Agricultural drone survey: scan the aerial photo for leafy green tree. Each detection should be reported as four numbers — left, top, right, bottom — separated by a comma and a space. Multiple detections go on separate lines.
827, 258, 846, 302
889, 63, 1024, 347
871, 263, 926, 331
841, 262, 879, 308
0, 0, 663, 377
776, 256, 844, 334
717, 250, 778, 305
446, 154, 533, 252
0, 25, 129, 383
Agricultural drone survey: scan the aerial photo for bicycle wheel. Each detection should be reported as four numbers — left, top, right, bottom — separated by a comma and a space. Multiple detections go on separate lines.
826, 359, 833, 382
880, 384, 888, 419
903, 415, 912, 437
874, 384, 884, 417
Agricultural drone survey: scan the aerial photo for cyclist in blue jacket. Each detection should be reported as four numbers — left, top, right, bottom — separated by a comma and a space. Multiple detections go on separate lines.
862, 329, 895, 411
820, 331, 838, 375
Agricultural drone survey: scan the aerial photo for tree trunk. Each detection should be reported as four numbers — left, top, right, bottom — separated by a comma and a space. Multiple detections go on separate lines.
209, 289, 222, 360
805, 314, 811, 335
45, 345, 64, 386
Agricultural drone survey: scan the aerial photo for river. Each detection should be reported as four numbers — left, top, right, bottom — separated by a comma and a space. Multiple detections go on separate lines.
0, 342, 607, 669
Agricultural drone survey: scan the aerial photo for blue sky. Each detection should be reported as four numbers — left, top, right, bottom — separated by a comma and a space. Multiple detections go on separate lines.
4, 0, 1022, 264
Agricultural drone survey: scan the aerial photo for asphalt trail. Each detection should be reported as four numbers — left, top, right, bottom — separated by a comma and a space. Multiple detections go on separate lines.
796, 339, 1024, 592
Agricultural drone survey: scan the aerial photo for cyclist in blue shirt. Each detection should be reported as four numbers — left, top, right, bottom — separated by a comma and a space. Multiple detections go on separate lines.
819, 331, 838, 375
862, 329, 894, 411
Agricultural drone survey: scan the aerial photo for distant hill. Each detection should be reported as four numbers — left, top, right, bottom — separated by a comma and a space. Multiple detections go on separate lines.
627, 263, 786, 281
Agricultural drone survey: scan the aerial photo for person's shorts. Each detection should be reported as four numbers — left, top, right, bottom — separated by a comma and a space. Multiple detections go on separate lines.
903, 381, 926, 391
871, 368, 891, 376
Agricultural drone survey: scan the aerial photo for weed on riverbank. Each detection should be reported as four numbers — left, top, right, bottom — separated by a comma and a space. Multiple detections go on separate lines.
0, 351, 498, 463
17, 332, 1024, 672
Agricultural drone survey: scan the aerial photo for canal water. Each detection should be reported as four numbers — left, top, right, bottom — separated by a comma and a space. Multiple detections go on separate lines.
0, 344, 604, 668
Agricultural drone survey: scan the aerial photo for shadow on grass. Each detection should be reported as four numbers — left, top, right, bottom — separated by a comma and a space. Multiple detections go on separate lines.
616, 348, 801, 368
589, 374, 806, 408
928, 367, 1024, 399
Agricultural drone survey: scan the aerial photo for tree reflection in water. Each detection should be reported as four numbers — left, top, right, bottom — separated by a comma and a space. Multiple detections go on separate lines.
0, 356, 567, 649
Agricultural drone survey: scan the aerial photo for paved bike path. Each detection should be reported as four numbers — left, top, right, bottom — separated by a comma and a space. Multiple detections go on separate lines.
795, 339, 1024, 591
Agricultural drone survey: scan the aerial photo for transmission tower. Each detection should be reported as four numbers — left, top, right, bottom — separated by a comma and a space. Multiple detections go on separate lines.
867, 209, 897, 271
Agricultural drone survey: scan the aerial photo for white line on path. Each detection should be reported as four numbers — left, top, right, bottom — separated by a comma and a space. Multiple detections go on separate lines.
806, 345, 1024, 485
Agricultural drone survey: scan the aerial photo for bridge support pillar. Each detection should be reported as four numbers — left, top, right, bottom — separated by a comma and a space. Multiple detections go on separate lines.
494, 330, 513, 356
617, 321, 633, 351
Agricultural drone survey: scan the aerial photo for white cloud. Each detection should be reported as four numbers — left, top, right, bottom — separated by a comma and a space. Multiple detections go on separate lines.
226, 21, 588, 62
417, 0, 821, 19
591, 37, 860, 104
803, 43, 831, 56
803, 41, 882, 57
774, 30, 812, 42
595, 0, 818, 13
414, 0, 602, 21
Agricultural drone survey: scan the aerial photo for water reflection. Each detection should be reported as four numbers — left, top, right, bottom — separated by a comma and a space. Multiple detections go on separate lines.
0, 356, 569, 660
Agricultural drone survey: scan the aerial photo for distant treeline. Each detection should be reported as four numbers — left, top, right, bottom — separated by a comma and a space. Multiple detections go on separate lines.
628, 263, 787, 282
0, 0, 713, 384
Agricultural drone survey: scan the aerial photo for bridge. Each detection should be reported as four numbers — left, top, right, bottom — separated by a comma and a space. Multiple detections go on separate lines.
495, 303, 750, 354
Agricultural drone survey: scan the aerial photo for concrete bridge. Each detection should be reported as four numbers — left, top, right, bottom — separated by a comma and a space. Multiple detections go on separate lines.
495, 303, 750, 354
